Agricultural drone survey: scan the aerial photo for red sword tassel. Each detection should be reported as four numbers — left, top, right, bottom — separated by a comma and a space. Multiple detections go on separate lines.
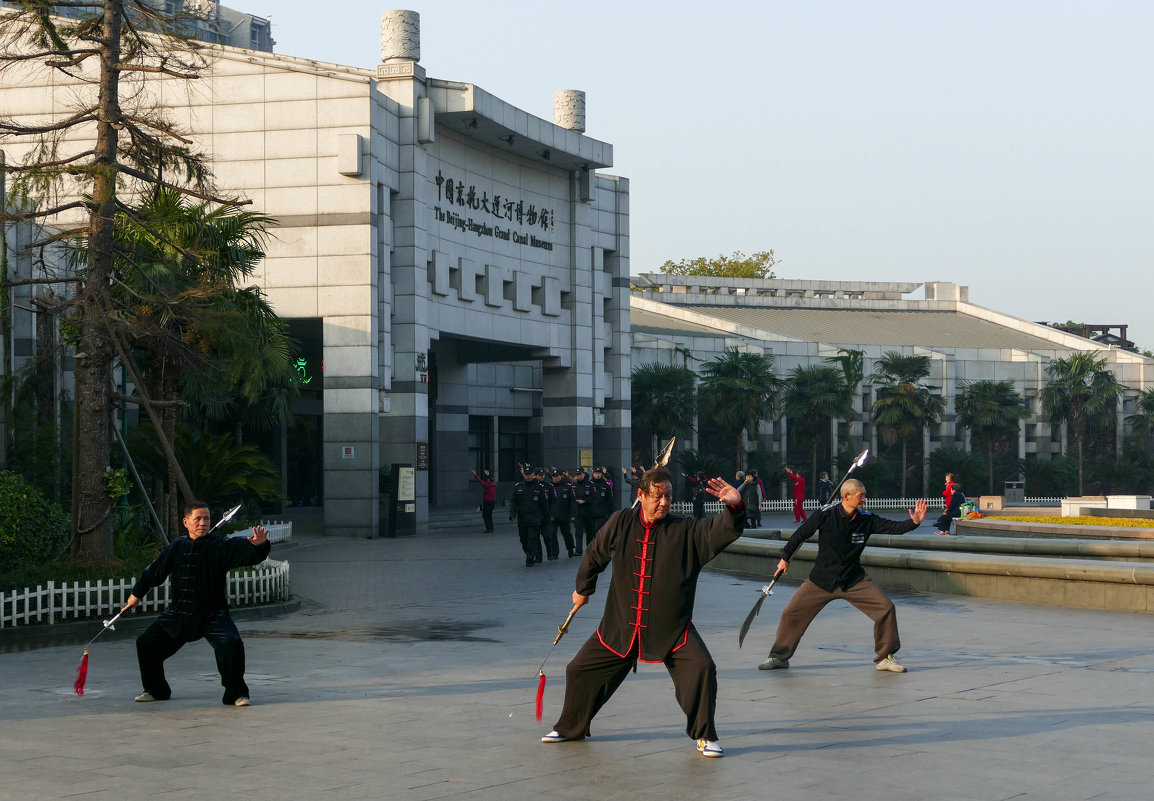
74, 650, 89, 696
535, 671, 546, 721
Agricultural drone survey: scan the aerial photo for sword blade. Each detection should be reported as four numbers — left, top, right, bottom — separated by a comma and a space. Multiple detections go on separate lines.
737, 590, 769, 648
737, 571, 784, 648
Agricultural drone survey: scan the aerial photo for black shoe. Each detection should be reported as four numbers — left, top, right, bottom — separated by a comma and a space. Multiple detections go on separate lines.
567, 549, 576, 557
526, 557, 534, 567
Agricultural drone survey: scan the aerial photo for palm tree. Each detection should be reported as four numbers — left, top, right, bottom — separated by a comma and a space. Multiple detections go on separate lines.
871, 351, 946, 497
956, 379, 1030, 494
630, 362, 698, 464
1125, 388, 1154, 438
784, 364, 853, 485
698, 348, 781, 469
1038, 352, 1123, 494
105, 188, 292, 534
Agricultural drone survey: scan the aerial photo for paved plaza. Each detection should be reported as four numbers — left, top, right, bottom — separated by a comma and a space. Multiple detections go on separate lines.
2, 510, 1152, 801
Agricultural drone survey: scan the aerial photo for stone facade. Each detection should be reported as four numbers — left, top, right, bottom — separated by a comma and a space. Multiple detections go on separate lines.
0, 9, 630, 534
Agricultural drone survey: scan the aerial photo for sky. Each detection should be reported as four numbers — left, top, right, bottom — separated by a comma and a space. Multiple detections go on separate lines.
264, 0, 1152, 350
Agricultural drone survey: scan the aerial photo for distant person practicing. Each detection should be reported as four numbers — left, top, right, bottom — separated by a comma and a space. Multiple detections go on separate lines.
758, 480, 927, 674
786, 467, 807, 522
471, 468, 497, 533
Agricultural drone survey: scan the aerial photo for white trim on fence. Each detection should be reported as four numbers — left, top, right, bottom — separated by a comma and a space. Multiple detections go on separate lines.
670, 497, 1062, 516
0, 559, 291, 630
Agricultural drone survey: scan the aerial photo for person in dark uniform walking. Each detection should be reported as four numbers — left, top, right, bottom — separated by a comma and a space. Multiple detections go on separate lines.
587, 466, 615, 539
510, 466, 551, 566
549, 469, 580, 557
536, 466, 561, 560
124, 502, 270, 706
572, 467, 596, 548
540, 467, 746, 757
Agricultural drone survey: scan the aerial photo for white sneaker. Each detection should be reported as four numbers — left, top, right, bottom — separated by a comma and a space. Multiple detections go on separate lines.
697, 739, 724, 758
541, 730, 567, 743
134, 691, 157, 702
234, 697, 251, 707
876, 654, 907, 673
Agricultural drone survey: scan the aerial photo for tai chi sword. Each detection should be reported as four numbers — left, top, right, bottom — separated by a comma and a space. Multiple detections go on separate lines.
737, 569, 784, 648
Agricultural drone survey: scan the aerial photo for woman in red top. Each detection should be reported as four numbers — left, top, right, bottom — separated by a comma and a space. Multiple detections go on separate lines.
472, 468, 498, 532
785, 467, 807, 523
942, 473, 956, 508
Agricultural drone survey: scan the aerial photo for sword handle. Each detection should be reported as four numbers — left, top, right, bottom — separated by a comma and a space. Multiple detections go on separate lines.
553, 606, 579, 645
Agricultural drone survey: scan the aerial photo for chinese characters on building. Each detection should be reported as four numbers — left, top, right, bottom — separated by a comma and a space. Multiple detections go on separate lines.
432, 169, 556, 251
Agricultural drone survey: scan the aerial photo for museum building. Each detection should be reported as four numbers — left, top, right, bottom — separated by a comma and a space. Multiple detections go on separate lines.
0, 9, 632, 536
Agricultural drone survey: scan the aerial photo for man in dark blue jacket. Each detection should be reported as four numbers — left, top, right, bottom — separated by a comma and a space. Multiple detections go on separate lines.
758, 479, 927, 674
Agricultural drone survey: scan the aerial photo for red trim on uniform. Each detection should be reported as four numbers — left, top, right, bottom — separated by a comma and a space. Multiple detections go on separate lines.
668, 624, 690, 654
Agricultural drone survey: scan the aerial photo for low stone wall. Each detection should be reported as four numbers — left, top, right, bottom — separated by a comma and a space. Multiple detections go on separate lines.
712, 537, 1154, 612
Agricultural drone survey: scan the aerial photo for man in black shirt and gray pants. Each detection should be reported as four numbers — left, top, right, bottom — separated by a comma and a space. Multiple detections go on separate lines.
123, 502, 270, 706
758, 479, 927, 674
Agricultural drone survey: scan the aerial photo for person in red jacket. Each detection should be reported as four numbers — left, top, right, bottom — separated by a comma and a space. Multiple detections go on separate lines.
471, 468, 498, 532
786, 467, 807, 522
941, 473, 957, 509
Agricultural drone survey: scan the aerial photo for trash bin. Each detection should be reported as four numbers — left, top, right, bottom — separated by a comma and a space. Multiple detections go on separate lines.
1004, 480, 1025, 506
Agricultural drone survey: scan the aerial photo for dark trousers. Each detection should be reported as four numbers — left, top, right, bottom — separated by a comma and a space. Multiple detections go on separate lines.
540, 519, 560, 560
769, 576, 900, 663
481, 500, 495, 532
553, 626, 719, 741
934, 512, 958, 532
549, 517, 577, 556
517, 523, 543, 562
136, 609, 250, 704
576, 513, 595, 548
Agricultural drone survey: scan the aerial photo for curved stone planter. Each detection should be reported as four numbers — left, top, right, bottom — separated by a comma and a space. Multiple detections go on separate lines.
712, 538, 1154, 612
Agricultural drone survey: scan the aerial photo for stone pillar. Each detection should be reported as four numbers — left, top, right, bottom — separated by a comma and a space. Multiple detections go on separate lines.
553, 90, 586, 133
376, 8, 431, 526
381, 10, 420, 63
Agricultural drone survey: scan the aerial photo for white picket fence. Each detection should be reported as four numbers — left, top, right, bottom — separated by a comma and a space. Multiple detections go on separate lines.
227, 520, 292, 543
0, 558, 292, 630
671, 496, 1062, 516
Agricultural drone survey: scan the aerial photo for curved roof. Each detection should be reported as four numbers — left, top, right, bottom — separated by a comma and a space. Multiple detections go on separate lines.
669, 305, 1070, 351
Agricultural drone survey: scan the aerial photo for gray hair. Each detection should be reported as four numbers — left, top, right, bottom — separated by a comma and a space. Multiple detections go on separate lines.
841, 478, 865, 498
735, 471, 745, 481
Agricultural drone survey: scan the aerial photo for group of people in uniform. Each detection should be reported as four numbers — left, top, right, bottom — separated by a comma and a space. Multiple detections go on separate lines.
505, 465, 616, 567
